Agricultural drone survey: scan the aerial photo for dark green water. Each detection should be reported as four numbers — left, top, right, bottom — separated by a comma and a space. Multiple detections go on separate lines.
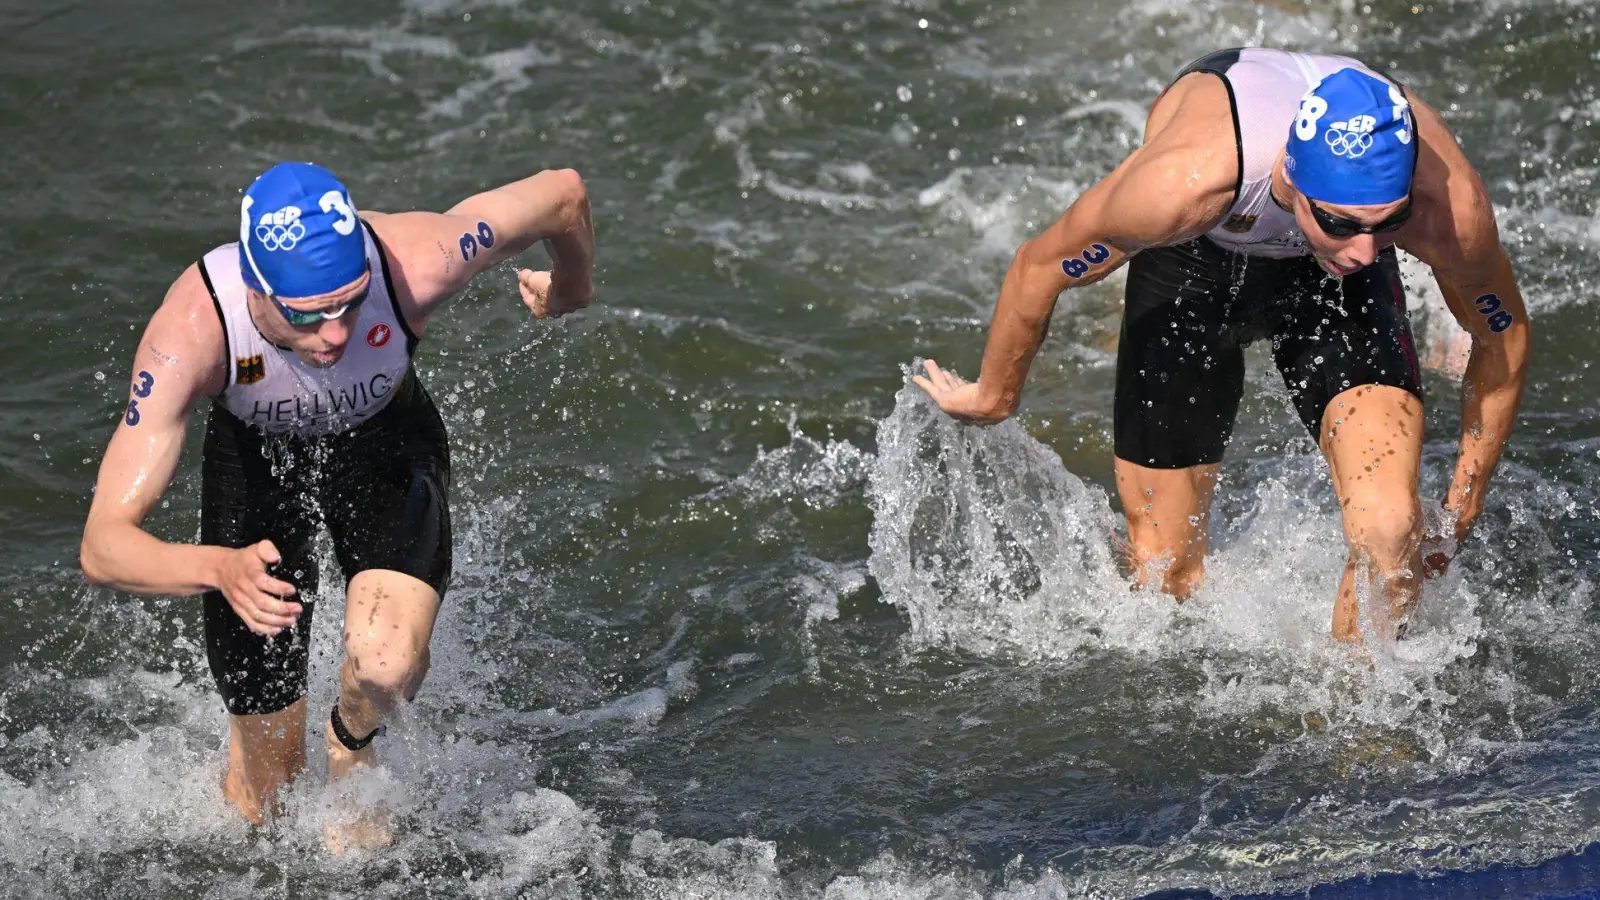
2, 0, 1599, 897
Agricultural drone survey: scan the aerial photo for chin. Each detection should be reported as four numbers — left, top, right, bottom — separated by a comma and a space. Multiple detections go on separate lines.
1318, 258, 1362, 278
302, 349, 346, 368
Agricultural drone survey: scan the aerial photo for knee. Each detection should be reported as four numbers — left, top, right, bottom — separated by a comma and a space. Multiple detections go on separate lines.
342, 633, 429, 705
1342, 496, 1421, 572
1128, 543, 1206, 600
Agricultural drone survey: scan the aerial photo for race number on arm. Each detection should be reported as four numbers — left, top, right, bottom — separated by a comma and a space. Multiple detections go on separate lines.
917, 73, 1237, 423
1414, 228, 1530, 546
1400, 91, 1531, 554
362, 168, 595, 332
79, 268, 304, 634
81, 268, 222, 590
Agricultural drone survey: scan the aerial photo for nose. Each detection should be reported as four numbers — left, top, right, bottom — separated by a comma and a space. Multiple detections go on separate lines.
1344, 234, 1379, 268
316, 314, 355, 348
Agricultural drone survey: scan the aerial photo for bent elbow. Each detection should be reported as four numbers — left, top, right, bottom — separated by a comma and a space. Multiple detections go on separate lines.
80, 540, 110, 587
1014, 237, 1048, 273
79, 520, 122, 587
1014, 235, 1081, 290
545, 168, 587, 206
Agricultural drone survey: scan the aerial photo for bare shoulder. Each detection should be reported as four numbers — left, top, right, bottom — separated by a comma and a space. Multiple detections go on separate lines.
1144, 71, 1236, 149
359, 211, 464, 333
1094, 73, 1238, 247
1134, 73, 1237, 197
1399, 88, 1501, 279
141, 264, 229, 398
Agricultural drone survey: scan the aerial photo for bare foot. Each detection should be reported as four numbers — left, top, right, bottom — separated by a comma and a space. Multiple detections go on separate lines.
323, 801, 393, 856
221, 765, 269, 825
220, 701, 308, 825
323, 718, 394, 855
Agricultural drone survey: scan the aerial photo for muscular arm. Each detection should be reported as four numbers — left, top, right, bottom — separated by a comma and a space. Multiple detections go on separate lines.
973, 145, 1232, 415
918, 75, 1236, 421
80, 268, 233, 594
365, 168, 595, 330
1402, 95, 1532, 548
1427, 248, 1530, 542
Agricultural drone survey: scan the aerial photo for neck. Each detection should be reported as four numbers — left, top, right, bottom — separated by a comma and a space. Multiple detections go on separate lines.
1268, 152, 1295, 213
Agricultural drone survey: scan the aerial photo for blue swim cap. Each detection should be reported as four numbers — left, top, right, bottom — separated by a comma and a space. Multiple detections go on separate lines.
237, 162, 367, 299
1284, 68, 1416, 206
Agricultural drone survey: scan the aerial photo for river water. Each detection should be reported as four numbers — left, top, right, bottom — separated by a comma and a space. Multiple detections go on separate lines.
2, 0, 1599, 897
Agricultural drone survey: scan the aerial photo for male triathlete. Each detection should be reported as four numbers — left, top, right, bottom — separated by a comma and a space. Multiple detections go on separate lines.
80, 162, 594, 844
916, 48, 1530, 641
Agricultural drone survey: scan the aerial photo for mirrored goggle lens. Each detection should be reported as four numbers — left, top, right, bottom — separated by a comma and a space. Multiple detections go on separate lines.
276, 286, 369, 326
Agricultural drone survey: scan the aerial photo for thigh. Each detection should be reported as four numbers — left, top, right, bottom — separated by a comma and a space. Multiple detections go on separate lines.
1271, 250, 1424, 440
199, 408, 322, 716
1116, 240, 1246, 469
324, 388, 453, 596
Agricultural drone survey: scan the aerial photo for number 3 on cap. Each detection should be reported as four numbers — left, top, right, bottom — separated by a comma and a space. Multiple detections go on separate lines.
1389, 84, 1412, 144
319, 190, 357, 236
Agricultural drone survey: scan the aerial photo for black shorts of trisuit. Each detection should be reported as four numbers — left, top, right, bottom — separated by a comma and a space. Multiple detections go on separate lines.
199, 369, 452, 716
1114, 238, 1422, 470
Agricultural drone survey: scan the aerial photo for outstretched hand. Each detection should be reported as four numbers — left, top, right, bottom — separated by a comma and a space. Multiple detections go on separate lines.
911, 359, 1010, 425
519, 267, 592, 319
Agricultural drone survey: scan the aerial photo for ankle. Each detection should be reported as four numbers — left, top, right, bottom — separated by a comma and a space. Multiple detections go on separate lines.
222, 767, 270, 824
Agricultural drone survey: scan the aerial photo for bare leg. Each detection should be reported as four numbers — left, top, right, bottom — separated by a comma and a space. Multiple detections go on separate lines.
1114, 458, 1222, 600
1320, 385, 1425, 643
222, 698, 307, 824
323, 569, 441, 853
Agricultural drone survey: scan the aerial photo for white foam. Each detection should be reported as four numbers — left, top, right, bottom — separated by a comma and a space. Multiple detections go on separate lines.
711, 102, 889, 212
915, 167, 1086, 262
866, 361, 1494, 735
622, 830, 786, 898
867, 363, 1121, 660
722, 411, 872, 509
464, 789, 608, 898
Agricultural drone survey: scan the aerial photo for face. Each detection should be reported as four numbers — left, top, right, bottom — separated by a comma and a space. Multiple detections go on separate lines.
1292, 191, 1412, 278
247, 271, 372, 368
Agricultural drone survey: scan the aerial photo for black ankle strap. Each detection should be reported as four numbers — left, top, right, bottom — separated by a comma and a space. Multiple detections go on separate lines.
330, 705, 384, 751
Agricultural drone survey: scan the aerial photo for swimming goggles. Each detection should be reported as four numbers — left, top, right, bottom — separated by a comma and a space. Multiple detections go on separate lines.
1308, 198, 1413, 238
268, 281, 371, 327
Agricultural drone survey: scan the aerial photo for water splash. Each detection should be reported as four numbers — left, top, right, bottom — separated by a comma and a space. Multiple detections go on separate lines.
866, 361, 1493, 734
867, 362, 1121, 660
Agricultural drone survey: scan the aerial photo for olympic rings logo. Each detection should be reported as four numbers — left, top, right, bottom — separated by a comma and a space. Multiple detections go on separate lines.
255, 205, 306, 251
255, 220, 306, 251
1324, 125, 1374, 159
